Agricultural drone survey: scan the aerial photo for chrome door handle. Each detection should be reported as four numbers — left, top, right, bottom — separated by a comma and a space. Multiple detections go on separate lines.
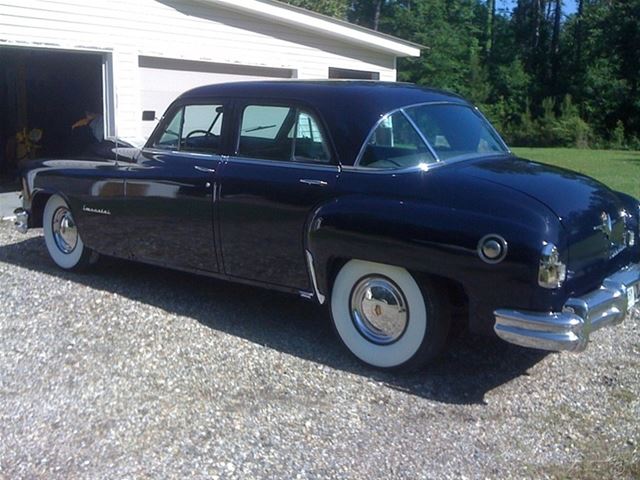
300, 179, 327, 186
194, 165, 216, 173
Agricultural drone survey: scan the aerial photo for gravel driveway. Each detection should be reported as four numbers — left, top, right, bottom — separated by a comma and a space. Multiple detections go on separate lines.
0, 220, 638, 479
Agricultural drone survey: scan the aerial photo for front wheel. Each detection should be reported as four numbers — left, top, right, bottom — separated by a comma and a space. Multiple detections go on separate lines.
330, 260, 450, 371
43, 195, 97, 270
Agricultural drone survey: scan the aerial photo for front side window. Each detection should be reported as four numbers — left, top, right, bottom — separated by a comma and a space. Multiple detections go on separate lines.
359, 104, 508, 169
154, 104, 225, 153
238, 105, 330, 163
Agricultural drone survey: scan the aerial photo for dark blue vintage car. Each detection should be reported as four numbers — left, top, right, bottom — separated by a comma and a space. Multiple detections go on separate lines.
14, 81, 640, 370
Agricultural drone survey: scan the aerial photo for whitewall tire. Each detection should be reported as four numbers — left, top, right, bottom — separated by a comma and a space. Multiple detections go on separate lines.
330, 260, 449, 370
43, 195, 95, 270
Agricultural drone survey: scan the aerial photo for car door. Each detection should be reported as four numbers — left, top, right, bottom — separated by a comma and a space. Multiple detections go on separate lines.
124, 101, 228, 272
217, 102, 339, 290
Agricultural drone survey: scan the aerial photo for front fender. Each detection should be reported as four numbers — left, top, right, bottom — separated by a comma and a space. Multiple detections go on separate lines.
19, 158, 127, 256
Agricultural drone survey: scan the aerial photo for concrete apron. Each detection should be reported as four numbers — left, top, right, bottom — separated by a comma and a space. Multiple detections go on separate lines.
0, 192, 21, 221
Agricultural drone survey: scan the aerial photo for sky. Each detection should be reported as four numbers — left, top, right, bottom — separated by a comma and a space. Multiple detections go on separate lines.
497, 0, 578, 16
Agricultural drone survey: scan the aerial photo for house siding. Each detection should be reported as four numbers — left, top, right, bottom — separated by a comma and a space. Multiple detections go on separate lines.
0, 0, 398, 142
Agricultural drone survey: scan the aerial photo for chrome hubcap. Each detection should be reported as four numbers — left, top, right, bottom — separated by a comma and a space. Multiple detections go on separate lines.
350, 276, 408, 345
52, 207, 78, 254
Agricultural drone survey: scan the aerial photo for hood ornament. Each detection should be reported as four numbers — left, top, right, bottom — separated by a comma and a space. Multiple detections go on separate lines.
594, 211, 613, 239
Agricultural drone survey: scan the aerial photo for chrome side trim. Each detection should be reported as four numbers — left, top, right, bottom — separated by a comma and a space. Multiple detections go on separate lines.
142, 148, 222, 161
226, 156, 340, 172
494, 263, 640, 352
341, 152, 512, 175
13, 208, 29, 234
305, 250, 326, 305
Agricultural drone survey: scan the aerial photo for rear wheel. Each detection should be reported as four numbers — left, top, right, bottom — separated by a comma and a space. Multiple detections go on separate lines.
330, 260, 449, 371
43, 195, 97, 270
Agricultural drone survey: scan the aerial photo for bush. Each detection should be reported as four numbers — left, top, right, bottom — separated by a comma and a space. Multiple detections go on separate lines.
493, 96, 592, 148
610, 120, 626, 149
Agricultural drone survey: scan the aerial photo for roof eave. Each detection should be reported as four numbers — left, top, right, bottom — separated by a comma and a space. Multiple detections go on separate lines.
199, 0, 422, 57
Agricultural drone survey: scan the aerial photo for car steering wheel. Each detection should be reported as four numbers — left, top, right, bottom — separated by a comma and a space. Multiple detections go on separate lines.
186, 130, 211, 139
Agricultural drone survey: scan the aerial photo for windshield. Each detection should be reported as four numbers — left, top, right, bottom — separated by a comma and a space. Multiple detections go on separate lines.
405, 104, 507, 161
358, 103, 508, 170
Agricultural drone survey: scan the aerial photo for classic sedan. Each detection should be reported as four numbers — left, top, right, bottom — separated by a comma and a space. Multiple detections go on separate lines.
14, 81, 640, 371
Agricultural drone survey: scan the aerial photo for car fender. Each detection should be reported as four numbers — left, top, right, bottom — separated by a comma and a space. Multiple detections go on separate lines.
305, 191, 565, 315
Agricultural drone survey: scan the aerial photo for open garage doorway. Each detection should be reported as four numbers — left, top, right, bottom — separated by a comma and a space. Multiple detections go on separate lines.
0, 47, 106, 187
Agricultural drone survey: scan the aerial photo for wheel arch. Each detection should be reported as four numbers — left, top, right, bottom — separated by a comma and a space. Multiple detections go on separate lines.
30, 190, 79, 228
29, 190, 53, 228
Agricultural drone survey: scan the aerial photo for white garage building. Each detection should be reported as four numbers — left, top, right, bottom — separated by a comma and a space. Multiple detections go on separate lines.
0, 0, 421, 170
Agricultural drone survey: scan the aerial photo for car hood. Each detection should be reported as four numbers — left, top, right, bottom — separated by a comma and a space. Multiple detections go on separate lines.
458, 155, 625, 225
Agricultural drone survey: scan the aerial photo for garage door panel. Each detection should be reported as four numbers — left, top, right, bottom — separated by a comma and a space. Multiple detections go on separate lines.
139, 58, 293, 139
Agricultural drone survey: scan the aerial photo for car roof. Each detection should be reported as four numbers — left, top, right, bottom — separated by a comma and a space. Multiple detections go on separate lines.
179, 80, 470, 165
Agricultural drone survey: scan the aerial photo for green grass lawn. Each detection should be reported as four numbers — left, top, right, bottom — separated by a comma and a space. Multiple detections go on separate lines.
512, 147, 640, 199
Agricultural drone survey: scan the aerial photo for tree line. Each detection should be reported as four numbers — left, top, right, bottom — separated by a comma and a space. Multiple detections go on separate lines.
285, 1, 640, 150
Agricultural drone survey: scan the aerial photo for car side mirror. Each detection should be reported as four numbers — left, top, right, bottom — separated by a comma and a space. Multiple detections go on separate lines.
142, 110, 156, 121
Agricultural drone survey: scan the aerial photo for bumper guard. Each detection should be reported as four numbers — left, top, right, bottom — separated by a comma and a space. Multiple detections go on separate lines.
13, 208, 29, 234
494, 263, 639, 352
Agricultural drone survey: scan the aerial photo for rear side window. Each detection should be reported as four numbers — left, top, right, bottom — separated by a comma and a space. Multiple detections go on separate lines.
359, 112, 436, 169
154, 104, 225, 154
238, 105, 330, 164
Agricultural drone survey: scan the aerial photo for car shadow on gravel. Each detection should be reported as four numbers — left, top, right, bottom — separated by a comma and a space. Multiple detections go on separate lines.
0, 236, 548, 405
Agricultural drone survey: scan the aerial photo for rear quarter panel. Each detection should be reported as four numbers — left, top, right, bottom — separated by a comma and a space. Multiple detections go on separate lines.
306, 166, 566, 333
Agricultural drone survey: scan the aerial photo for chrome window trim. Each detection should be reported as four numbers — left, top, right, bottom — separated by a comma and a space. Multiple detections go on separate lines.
352, 101, 510, 171
399, 110, 440, 161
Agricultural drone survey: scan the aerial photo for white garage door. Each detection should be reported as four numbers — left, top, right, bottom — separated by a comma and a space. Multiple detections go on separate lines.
139, 56, 294, 139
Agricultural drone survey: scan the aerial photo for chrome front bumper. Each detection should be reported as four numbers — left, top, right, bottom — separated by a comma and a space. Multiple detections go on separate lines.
494, 263, 640, 352
13, 208, 29, 233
